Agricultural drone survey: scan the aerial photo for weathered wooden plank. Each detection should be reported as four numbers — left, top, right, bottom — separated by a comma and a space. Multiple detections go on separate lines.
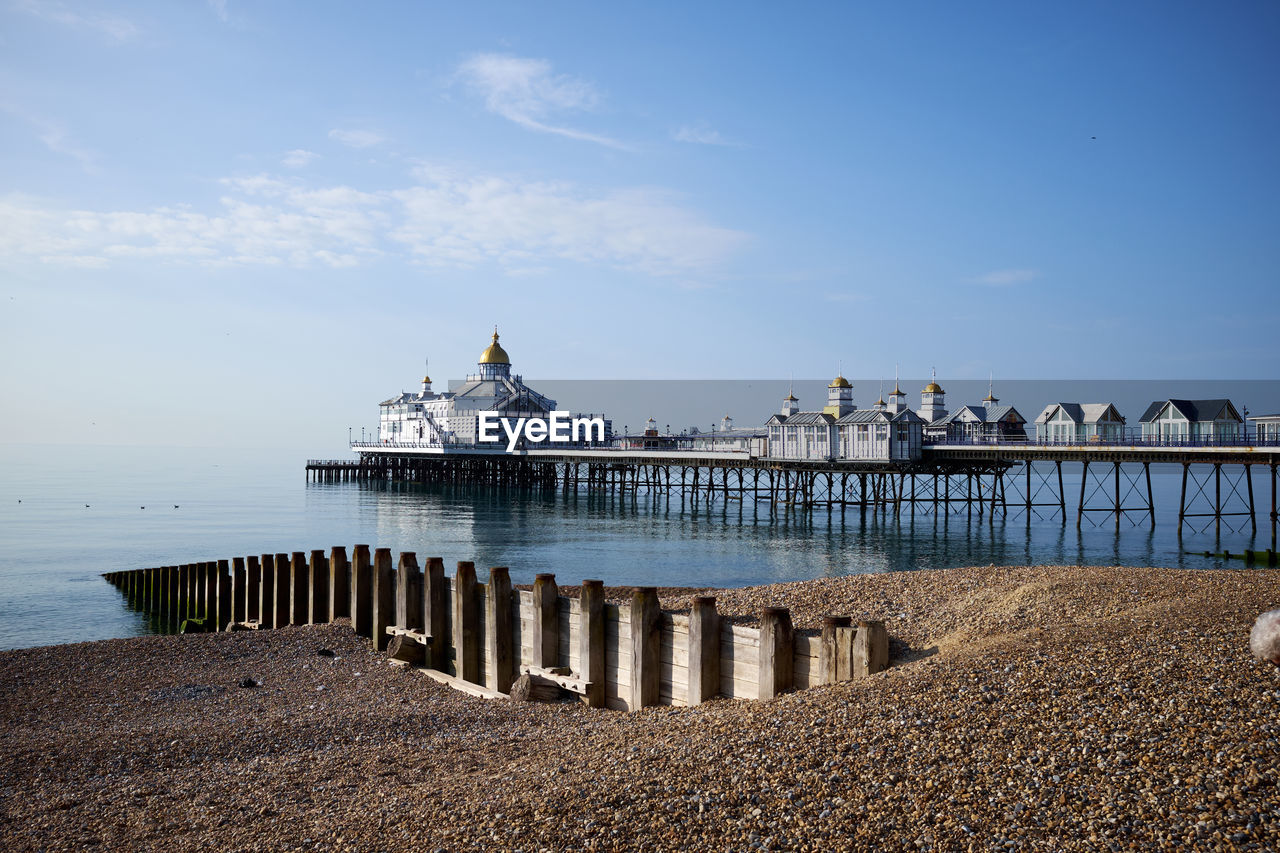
485, 567, 514, 694
395, 552, 423, 633
418, 667, 510, 701
579, 579, 606, 708
532, 573, 558, 669
287, 552, 306, 626
371, 548, 394, 651
273, 553, 291, 629
233, 557, 248, 625
423, 557, 447, 669
328, 546, 350, 621
453, 562, 479, 683
214, 559, 232, 632
854, 620, 890, 677
630, 587, 660, 709
820, 616, 851, 685
350, 545, 372, 638
688, 596, 720, 705
309, 549, 330, 624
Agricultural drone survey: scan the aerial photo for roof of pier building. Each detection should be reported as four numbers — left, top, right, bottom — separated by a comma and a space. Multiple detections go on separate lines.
937, 404, 1026, 426
766, 411, 837, 426
1138, 399, 1242, 424
1035, 403, 1125, 425
835, 409, 925, 426
478, 329, 510, 365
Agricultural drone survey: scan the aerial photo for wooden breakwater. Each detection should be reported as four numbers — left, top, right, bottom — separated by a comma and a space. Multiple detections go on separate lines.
102, 548, 889, 709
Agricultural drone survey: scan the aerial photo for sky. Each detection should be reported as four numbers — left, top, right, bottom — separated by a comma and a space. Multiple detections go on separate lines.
2, 1, 1278, 449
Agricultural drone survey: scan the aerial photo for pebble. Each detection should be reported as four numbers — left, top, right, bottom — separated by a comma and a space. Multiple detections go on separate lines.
1, 565, 1278, 851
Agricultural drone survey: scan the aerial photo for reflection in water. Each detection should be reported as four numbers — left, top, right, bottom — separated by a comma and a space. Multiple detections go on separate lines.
315, 469, 1271, 591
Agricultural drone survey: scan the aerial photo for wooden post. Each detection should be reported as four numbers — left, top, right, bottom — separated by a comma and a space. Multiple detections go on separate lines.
485, 567, 514, 694
579, 579, 606, 708
245, 556, 260, 623
258, 554, 275, 629
214, 559, 232, 631
177, 564, 189, 622
371, 548, 394, 651
290, 552, 309, 626
532, 573, 559, 669
687, 595, 720, 705
759, 607, 795, 699
453, 561, 479, 682
274, 553, 291, 629
423, 557, 447, 668
819, 615, 852, 685
630, 587, 660, 709
309, 549, 329, 624
853, 620, 890, 677
396, 552, 423, 633
232, 557, 247, 625
350, 545, 372, 637
328, 546, 350, 620
202, 562, 218, 624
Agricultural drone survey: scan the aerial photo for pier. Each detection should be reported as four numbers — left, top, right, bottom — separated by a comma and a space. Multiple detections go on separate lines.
309, 442, 1280, 542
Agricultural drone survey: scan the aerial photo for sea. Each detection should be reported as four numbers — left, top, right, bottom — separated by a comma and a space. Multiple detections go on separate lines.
0, 442, 1274, 651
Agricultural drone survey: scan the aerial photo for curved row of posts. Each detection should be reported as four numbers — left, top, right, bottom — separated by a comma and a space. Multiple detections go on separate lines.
102, 549, 890, 709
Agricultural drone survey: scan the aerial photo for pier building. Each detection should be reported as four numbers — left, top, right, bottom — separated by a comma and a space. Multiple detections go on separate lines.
1139, 399, 1244, 442
1252, 414, 1280, 443
765, 377, 924, 461
932, 383, 1028, 442
1034, 404, 1126, 443
378, 329, 608, 446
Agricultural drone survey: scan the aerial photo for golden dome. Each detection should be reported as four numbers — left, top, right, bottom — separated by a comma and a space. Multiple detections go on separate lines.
829, 375, 851, 389
479, 329, 510, 365
422, 375, 432, 384
924, 382, 944, 394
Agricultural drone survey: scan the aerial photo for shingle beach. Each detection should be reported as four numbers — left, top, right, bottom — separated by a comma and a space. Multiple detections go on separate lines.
2, 564, 1278, 851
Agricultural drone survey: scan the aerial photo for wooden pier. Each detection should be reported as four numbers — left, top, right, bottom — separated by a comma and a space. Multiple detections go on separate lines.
308, 444, 1280, 541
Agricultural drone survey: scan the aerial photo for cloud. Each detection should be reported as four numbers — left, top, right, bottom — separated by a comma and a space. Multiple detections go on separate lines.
14, 0, 138, 41
672, 122, 737, 147
972, 268, 1040, 286
281, 149, 319, 169
0, 166, 747, 276
455, 53, 624, 149
208, 0, 228, 22
328, 129, 384, 148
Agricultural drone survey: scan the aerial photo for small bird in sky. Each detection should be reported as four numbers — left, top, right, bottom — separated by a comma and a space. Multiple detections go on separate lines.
140, 506, 145, 509
174, 505, 180, 509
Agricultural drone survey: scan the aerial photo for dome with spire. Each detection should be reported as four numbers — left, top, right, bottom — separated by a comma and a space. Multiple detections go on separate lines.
479, 328, 510, 365
829, 375, 852, 389
924, 381, 944, 394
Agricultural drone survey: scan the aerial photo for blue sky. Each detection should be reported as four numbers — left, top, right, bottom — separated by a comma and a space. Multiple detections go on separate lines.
2, 1, 1278, 448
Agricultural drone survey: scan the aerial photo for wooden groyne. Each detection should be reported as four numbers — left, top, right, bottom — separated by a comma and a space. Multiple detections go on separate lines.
102, 549, 889, 709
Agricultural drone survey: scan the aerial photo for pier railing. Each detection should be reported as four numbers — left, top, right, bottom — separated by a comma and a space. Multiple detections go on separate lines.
101, 548, 890, 710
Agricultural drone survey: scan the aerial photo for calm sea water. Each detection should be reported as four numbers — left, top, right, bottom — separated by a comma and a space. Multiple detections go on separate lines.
0, 443, 1273, 650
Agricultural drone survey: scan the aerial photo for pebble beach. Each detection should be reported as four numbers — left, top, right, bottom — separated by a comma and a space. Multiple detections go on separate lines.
2, 564, 1278, 852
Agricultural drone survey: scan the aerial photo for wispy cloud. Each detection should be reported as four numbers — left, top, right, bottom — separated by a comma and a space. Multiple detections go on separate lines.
672, 122, 737, 147
455, 53, 625, 149
14, 0, 138, 41
207, 0, 228, 23
328, 128, 384, 148
3, 107, 100, 173
972, 268, 1040, 286
0, 166, 748, 275
281, 149, 319, 169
